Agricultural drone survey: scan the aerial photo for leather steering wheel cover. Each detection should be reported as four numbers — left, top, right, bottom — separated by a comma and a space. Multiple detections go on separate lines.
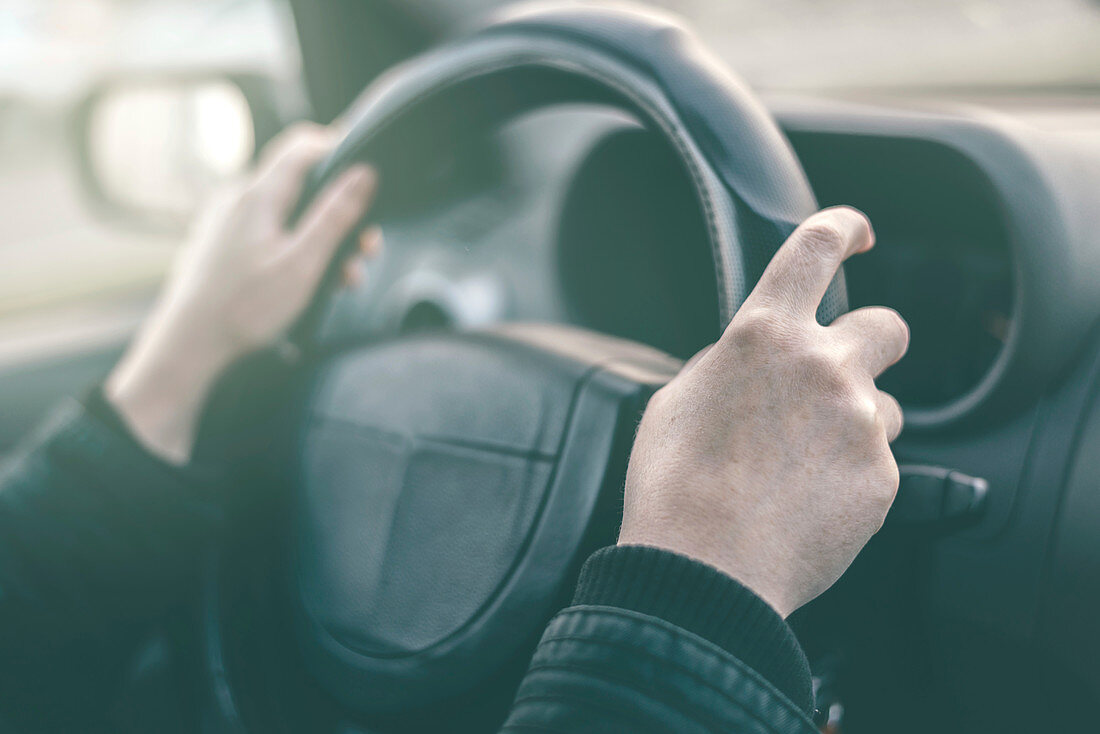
312, 1, 846, 328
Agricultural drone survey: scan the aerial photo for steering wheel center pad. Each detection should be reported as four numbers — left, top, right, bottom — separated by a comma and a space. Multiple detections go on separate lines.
293, 324, 679, 712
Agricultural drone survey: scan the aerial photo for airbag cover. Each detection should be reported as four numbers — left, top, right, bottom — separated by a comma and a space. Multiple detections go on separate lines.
291, 326, 679, 714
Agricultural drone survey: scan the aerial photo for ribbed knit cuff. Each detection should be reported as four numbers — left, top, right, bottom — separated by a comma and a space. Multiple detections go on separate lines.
572, 545, 814, 715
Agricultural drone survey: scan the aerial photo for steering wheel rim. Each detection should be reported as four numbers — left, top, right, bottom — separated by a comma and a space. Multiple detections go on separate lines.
202, 2, 847, 729
290, 1, 845, 348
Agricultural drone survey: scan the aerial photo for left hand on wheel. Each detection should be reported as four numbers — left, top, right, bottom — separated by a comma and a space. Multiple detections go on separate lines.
106, 123, 380, 465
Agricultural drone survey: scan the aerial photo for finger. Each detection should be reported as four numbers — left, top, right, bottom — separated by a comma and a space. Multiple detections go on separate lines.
342, 256, 366, 288
831, 306, 910, 377
360, 225, 384, 259
256, 121, 335, 172
289, 164, 377, 279
255, 124, 340, 225
746, 206, 874, 319
875, 390, 904, 442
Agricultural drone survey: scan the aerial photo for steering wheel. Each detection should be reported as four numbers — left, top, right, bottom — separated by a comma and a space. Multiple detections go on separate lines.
198, 3, 846, 731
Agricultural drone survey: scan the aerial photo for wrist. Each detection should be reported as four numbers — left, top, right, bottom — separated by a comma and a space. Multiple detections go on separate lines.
617, 523, 794, 618
106, 313, 235, 464
574, 546, 815, 714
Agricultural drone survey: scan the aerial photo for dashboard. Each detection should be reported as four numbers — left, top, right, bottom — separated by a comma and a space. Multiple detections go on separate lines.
321, 93, 1100, 432
314, 90, 1100, 733
790, 124, 1014, 411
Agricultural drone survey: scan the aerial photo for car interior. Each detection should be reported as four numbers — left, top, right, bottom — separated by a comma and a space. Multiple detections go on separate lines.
2, 1, 1100, 732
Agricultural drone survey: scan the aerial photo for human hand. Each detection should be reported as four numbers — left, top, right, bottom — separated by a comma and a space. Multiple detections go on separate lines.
618, 206, 909, 618
106, 123, 380, 465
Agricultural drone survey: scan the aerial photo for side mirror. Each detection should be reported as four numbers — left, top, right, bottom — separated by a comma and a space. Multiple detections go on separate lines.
73, 73, 292, 230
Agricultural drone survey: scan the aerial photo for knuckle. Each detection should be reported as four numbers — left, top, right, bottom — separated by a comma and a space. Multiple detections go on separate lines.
279, 122, 329, 150
877, 389, 903, 425
798, 345, 849, 394
833, 335, 863, 369
728, 307, 788, 345
647, 384, 674, 412
285, 121, 324, 137
881, 390, 902, 419
850, 393, 882, 433
267, 126, 332, 168
796, 221, 847, 260
874, 460, 901, 503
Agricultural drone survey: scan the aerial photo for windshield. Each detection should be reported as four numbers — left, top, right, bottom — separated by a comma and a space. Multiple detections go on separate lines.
409, 0, 1100, 91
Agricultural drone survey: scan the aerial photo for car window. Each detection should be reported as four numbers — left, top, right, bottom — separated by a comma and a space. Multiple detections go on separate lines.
412, 0, 1100, 91
651, 0, 1100, 91
0, 0, 300, 331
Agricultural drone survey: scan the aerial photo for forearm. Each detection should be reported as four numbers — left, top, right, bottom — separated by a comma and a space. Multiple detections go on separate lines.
502, 546, 817, 733
104, 298, 236, 465
0, 394, 222, 652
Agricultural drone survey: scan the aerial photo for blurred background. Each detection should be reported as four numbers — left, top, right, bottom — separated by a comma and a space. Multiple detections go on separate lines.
0, 0, 298, 368
1, 0, 1099, 369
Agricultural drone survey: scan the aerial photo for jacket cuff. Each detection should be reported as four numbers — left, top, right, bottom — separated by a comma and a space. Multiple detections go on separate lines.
80, 386, 228, 499
80, 385, 138, 444
572, 545, 814, 715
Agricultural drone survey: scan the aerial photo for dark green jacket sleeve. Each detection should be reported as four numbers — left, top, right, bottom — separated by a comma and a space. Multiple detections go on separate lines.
0, 398, 817, 733
502, 546, 818, 733
0, 397, 222, 728
0, 397, 221, 646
